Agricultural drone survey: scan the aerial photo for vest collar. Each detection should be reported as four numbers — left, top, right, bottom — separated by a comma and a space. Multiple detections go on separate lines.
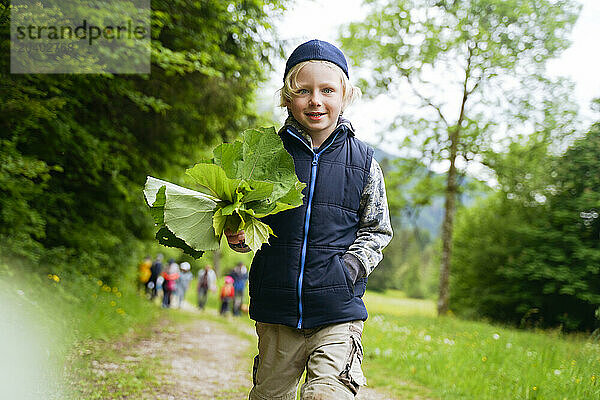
282, 116, 356, 153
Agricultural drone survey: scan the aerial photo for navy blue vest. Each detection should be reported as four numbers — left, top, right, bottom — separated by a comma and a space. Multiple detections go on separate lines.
248, 121, 373, 329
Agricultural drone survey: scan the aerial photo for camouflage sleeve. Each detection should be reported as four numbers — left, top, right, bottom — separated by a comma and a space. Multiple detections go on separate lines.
344, 158, 393, 278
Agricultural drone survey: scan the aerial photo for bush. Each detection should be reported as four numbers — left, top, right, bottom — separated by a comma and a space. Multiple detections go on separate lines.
451, 124, 600, 331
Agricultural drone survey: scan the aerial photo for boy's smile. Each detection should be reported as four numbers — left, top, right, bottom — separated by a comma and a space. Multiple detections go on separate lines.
287, 62, 344, 147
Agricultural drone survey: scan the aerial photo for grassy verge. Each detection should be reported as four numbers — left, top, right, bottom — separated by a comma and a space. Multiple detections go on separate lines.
0, 263, 161, 399
362, 290, 600, 400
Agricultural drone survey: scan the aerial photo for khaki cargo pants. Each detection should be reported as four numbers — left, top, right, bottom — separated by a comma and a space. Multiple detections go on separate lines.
248, 320, 366, 400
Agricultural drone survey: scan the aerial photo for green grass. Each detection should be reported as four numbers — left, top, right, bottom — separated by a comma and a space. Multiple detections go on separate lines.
362, 290, 600, 400
0, 263, 161, 399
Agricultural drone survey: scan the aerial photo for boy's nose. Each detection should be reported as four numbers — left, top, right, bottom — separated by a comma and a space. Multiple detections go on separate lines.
308, 92, 322, 106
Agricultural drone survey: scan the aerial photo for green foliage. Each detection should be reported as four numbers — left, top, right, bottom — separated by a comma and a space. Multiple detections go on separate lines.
381, 157, 447, 219
0, 1, 285, 280
341, 0, 580, 156
144, 127, 306, 254
451, 122, 600, 331
341, 0, 580, 314
370, 226, 439, 299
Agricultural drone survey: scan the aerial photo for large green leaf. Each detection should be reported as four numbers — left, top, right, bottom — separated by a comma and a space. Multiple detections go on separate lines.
240, 127, 305, 203
240, 211, 274, 252
143, 126, 306, 255
240, 180, 274, 203
206, 127, 306, 205
186, 163, 240, 202
144, 176, 220, 255
155, 227, 205, 259
213, 141, 243, 178
163, 190, 220, 251
148, 185, 166, 225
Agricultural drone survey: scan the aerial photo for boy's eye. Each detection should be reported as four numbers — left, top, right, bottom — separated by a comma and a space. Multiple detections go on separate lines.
322, 88, 334, 94
298, 89, 309, 94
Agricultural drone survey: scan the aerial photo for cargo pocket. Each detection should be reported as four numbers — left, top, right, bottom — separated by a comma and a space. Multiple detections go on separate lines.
338, 323, 367, 394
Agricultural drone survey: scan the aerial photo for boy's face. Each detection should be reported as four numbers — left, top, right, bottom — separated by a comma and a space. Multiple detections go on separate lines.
287, 62, 343, 141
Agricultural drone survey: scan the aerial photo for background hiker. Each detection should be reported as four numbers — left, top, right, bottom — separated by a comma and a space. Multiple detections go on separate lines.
229, 262, 248, 316
176, 261, 194, 308
161, 259, 180, 308
138, 255, 152, 293
148, 253, 163, 300
197, 264, 217, 310
220, 276, 235, 316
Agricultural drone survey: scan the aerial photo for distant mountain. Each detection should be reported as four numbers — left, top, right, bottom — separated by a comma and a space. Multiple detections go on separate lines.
372, 148, 398, 163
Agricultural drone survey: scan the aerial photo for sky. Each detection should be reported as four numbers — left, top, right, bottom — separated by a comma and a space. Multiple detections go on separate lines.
262, 0, 600, 151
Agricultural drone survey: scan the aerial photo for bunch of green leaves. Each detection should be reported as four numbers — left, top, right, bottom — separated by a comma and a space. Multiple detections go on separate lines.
144, 127, 306, 257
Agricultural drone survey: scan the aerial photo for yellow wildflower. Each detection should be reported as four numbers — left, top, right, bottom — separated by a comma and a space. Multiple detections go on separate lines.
112, 287, 118, 293
116, 292, 122, 298
52, 275, 60, 282
97, 280, 103, 286
110, 301, 116, 307
533, 386, 537, 391
482, 356, 487, 362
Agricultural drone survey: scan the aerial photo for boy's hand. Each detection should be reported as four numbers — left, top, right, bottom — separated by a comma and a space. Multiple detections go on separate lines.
225, 229, 245, 245
225, 229, 251, 252
342, 253, 365, 284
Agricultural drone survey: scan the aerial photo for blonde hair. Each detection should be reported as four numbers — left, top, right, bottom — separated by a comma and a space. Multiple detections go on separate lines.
278, 60, 361, 112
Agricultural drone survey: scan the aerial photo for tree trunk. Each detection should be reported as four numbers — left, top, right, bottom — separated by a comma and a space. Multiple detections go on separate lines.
213, 249, 221, 277
437, 141, 458, 316
437, 48, 472, 316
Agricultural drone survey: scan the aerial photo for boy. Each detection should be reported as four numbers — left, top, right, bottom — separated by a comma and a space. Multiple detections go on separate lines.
226, 39, 392, 399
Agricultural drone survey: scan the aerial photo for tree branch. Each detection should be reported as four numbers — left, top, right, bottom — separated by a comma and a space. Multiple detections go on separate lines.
406, 75, 450, 128
467, 75, 483, 96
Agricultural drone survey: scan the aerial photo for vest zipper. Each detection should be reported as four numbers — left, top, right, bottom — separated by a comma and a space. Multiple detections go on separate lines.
286, 127, 341, 329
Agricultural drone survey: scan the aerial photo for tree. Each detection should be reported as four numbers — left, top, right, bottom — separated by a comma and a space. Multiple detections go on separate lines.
341, 0, 579, 314
451, 118, 600, 331
0, 0, 285, 281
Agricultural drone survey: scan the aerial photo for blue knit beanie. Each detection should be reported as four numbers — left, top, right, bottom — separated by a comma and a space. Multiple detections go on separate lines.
284, 39, 349, 82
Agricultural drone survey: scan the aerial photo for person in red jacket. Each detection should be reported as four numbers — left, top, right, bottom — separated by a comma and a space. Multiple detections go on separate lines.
220, 275, 235, 315
161, 259, 180, 308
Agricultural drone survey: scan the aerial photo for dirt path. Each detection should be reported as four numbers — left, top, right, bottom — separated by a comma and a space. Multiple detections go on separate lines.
148, 317, 253, 400
83, 304, 398, 399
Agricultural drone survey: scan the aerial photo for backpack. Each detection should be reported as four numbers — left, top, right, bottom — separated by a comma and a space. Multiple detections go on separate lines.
220, 285, 234, 299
